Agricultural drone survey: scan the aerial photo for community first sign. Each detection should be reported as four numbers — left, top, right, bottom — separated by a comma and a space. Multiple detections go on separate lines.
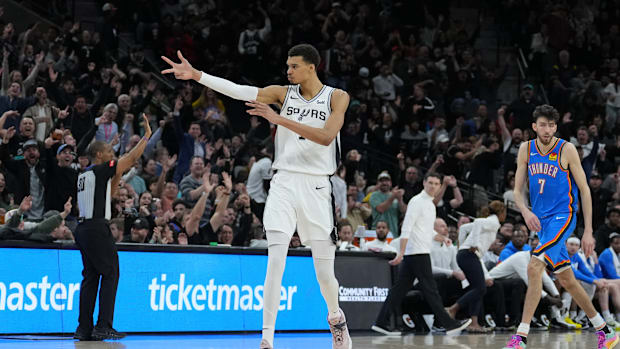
0, 248, 326, 333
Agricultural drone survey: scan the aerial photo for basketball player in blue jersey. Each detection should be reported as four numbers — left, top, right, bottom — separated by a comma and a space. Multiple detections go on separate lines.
161, 44, 352, 349
503, 105, 619, 349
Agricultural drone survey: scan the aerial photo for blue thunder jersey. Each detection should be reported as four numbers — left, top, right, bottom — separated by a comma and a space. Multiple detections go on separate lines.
527, 138, 579, 219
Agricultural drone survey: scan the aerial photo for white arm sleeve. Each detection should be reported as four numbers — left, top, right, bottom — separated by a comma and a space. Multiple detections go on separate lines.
198, 72, 259, 101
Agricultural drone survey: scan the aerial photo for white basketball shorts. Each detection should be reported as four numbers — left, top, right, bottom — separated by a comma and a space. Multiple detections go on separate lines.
263, 170, 335, 245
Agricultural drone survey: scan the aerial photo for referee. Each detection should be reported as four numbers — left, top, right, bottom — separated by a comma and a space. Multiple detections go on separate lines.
73, 114, 151, 341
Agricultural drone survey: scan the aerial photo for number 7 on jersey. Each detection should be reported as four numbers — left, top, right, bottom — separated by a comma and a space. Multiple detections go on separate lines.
538, 178, 546, 194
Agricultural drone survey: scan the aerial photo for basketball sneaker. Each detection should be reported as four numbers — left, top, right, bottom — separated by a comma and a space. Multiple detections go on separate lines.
550, 317, 577, 330
604, 317, 619, 329
564, 316, 582, 329
503, 335, 526, 349
259, 339, 273, 349
596, 328, 619, 349
328, 309, 352, 349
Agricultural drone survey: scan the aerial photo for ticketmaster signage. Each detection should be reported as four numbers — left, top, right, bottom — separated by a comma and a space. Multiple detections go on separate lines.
0, 248, 326, 333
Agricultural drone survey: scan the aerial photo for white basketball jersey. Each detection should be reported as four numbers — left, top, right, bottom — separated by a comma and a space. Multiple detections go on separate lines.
273, 84, 340, 175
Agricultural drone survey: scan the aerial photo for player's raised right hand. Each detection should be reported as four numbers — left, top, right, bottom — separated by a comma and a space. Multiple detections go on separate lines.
161, 51, 195, 80
524, 210, 541, 232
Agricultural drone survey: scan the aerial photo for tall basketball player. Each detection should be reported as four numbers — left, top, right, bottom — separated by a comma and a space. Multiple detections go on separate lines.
161, 45, 352, 349
503, 105, 618, 349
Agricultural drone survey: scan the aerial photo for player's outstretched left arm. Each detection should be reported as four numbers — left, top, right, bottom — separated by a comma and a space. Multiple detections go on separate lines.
564, 141, 594, 256
246, 89, 349, 146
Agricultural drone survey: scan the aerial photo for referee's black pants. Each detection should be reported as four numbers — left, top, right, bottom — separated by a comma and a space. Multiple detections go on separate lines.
74, 219, 119, 331
375, 254, 459, 329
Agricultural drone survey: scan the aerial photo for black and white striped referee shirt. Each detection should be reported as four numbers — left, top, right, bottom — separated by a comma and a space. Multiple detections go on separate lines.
77, 160, 117, 220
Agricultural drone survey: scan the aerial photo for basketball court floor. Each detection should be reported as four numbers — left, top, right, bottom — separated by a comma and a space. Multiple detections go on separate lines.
0, 331, 600, 348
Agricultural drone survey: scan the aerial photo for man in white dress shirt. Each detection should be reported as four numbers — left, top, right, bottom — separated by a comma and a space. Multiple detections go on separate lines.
372, 173, 471, 335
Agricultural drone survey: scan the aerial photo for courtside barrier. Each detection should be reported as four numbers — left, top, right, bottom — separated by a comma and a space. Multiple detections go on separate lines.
0, 241, 393, 333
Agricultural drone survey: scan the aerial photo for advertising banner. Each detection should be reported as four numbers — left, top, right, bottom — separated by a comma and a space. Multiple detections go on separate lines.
335, 255, 392, 330
0, 248, 325, 333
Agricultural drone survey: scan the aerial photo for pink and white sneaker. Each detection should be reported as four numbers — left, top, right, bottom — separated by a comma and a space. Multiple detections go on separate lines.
328, 309, 352, 349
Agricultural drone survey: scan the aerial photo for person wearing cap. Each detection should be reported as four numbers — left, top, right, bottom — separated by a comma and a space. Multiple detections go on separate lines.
369, 170, 406, 237
506, 83, 540, 132
42, 140, 78, 217
596, 208, 620, 255
0, 135, 47, 220
123, 217, 150, 243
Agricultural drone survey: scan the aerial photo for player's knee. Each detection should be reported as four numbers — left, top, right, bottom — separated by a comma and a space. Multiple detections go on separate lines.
315, 268, 336, 286
557, 274, 577, 290
527, 262, 545, 279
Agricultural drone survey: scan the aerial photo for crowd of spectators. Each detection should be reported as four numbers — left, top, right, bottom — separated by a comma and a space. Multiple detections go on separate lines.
0, 0, 619, 335
0, 0, 617, 265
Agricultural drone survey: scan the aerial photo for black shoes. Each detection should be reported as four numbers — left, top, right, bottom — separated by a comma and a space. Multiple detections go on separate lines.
73, 328, 92, 341
91, 327, 126, 340
446, 318, 473, 335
